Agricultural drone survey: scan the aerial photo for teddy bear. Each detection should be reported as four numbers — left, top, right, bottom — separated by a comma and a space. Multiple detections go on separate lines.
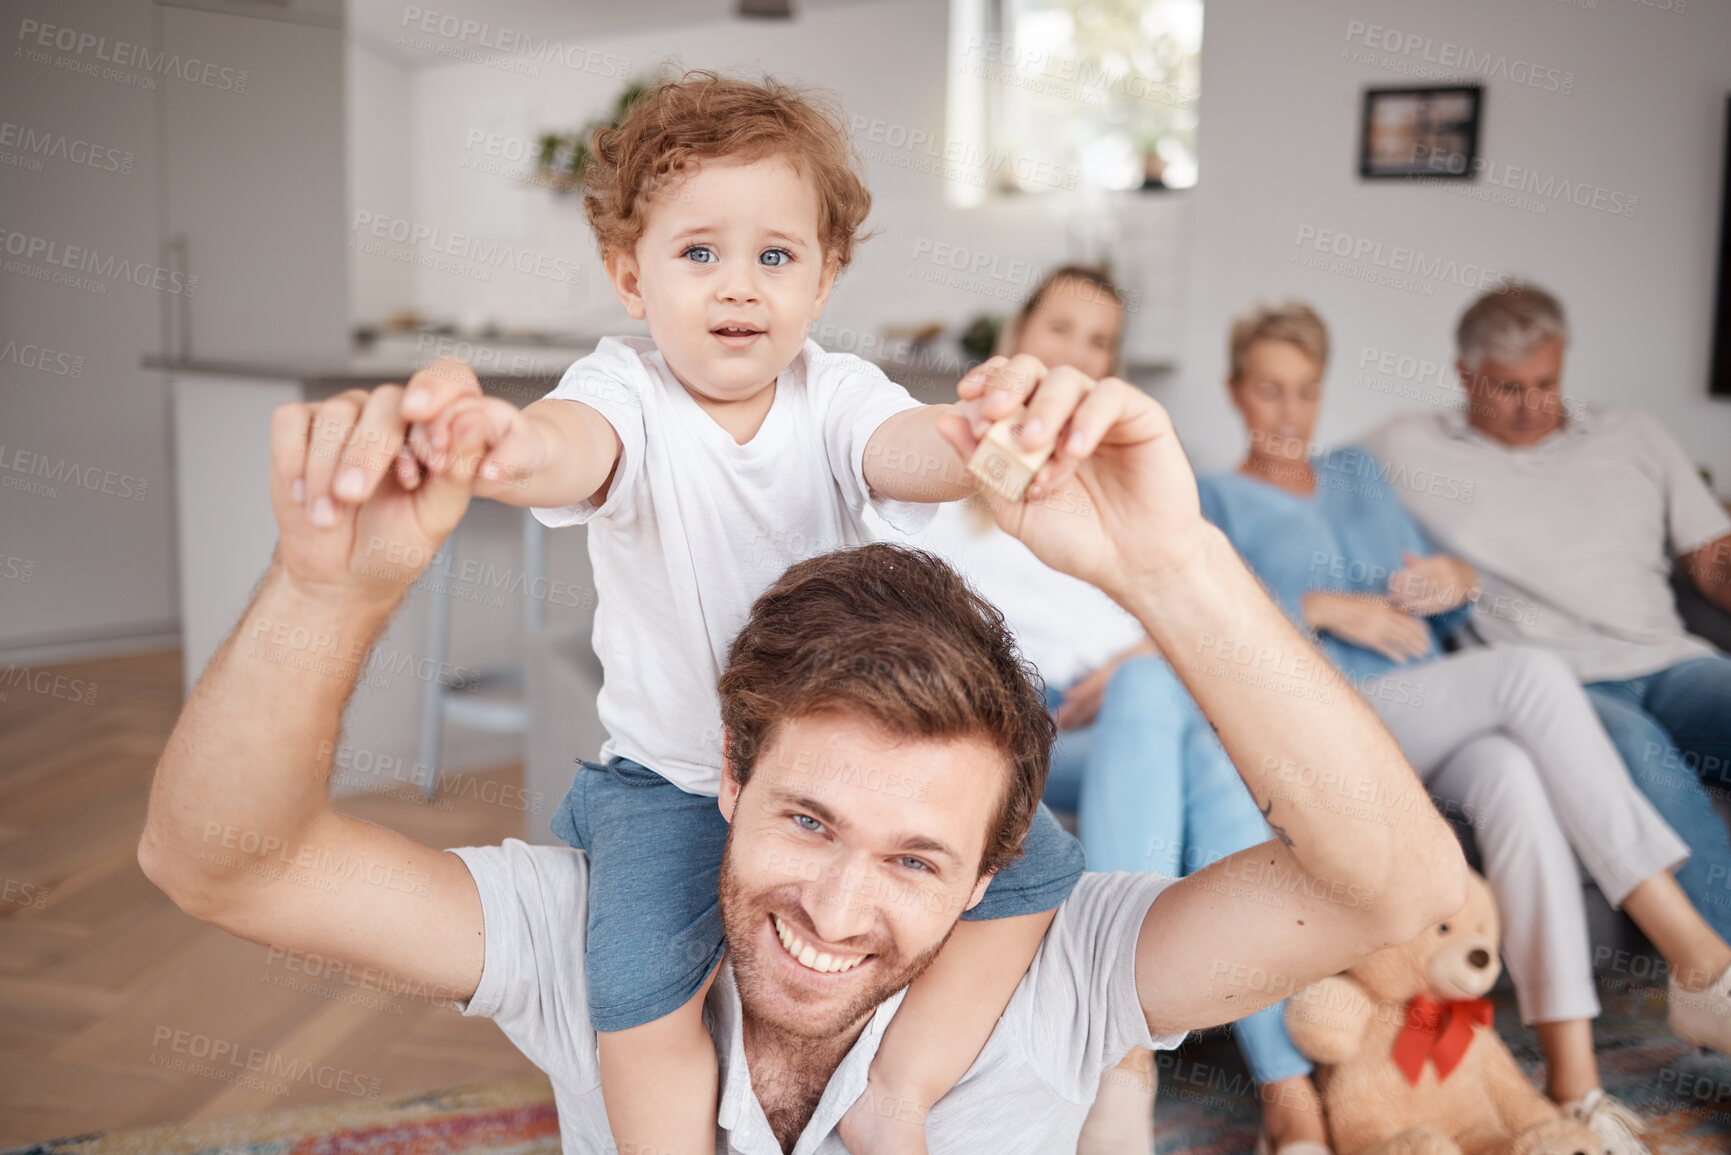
1284, 871, 1603, 1155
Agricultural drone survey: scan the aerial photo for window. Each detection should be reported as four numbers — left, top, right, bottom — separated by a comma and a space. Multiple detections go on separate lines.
948, 0, 1202, 206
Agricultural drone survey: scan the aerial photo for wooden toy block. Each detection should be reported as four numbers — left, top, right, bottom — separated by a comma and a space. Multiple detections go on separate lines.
967, 409, 1054, 502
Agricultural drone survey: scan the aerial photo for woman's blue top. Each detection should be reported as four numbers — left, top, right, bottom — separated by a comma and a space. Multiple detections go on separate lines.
1196, 447, 1470, 686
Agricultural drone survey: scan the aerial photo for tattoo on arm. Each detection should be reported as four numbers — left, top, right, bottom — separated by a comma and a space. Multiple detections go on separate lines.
1261, 798, 1295, 849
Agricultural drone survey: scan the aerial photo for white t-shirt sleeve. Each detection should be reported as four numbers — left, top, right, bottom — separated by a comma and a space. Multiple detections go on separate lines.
447, 840, 600, 1091
528, 341, 649, 528
1020, 872, 1186, 1101
1634, 411, 1731, 558
814, 350, 940, 535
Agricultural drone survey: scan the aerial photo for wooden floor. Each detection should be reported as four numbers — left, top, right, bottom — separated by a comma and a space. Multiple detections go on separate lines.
0, 650, 540, 1147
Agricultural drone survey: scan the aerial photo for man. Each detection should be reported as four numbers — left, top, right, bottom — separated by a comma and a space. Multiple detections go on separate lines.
1361, 284, 1731, 939
139, 354, 1468, 1153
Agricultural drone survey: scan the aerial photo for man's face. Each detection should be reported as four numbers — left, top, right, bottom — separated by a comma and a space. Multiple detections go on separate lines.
1457, 336, 1567, 446
604, 154, 837, 409
717, 712, 1003, 1040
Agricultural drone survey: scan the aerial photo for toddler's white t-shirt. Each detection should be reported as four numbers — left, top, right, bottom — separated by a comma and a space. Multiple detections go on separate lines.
531, 336, 936, 795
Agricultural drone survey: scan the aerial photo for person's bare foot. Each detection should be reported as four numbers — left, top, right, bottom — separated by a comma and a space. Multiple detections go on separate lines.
1258, 1074, 1330, 1152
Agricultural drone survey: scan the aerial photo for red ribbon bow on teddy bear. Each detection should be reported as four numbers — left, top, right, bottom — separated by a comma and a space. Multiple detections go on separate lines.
1392, 995, 1494, 1085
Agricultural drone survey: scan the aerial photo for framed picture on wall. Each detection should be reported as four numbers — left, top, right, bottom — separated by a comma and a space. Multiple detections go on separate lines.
1359, 85, 1483, 180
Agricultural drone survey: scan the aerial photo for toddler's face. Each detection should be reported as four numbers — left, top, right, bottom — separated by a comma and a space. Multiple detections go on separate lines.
608, 154, 837, 406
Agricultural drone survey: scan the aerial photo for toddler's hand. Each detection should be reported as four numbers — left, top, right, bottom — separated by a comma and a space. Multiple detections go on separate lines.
395, 359, 543, 497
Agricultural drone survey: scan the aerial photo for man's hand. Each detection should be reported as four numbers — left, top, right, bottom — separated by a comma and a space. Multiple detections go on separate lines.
1386, 551, 1476, 616
275, 386, 492, 609
1301, 591, 1433, 662
935, 355, 1208, 601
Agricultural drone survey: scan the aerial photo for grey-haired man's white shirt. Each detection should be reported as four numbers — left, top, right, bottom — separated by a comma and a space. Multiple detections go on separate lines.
1360, 406, 1731, 682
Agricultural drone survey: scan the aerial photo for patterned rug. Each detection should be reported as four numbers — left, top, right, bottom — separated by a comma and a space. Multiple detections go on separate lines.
1, 1078, 559, 1155
1155, 978, 1731, 1154
7, 984, 1727, 1154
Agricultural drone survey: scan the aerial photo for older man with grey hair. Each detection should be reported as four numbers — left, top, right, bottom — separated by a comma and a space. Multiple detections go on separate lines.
1360, 284, 1731, 949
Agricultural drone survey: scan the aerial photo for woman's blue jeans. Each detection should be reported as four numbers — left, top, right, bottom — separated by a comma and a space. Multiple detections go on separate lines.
1047, 656, 1312, 1086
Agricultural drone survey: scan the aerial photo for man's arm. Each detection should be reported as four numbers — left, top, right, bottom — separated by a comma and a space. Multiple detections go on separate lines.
1685, 532, 1731, 614
138, 565, 487, 1002
1121, 529, 1464, 1034
934, 356, 1468, 1037
138, 388, 504, 1004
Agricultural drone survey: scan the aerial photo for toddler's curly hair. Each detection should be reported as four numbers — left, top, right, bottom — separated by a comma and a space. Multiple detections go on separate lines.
582, 69, 873, 269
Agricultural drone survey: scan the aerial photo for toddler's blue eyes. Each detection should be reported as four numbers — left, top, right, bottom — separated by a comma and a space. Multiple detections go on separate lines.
681, 246, 792, 266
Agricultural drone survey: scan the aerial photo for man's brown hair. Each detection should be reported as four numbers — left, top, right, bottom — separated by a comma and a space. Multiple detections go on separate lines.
718, 543, 1053, 877
582, 69, 874, 269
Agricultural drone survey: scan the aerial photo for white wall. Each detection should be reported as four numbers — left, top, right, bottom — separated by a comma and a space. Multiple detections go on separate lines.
347, 36, 415, 324
0, 0, 176, 657
1175, 0, 1731, 488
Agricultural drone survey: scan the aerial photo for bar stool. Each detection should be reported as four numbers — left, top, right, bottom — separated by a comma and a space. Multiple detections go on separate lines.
416, 505, 547, 798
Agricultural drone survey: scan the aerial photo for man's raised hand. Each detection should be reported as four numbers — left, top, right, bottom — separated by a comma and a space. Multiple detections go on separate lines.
937, 354, 1209, 602
271, 386, 490, 609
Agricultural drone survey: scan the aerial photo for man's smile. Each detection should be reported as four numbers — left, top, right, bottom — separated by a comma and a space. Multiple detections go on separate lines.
771, 912, 870, 975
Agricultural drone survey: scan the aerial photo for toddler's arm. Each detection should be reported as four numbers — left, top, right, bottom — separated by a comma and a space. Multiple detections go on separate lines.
399, 358, 623, 510
839, 909, 1053, 1153
864, 404, 978, 504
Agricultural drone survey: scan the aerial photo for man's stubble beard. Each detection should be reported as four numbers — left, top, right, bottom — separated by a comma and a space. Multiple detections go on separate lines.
717, 824, 957, 1041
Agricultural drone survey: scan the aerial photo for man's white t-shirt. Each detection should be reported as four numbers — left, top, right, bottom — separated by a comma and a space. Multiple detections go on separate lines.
872, 501, 1146, 690
450, 840, 1184, 1154
531, 337, 935, 793
1359, 406, 1731, 682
